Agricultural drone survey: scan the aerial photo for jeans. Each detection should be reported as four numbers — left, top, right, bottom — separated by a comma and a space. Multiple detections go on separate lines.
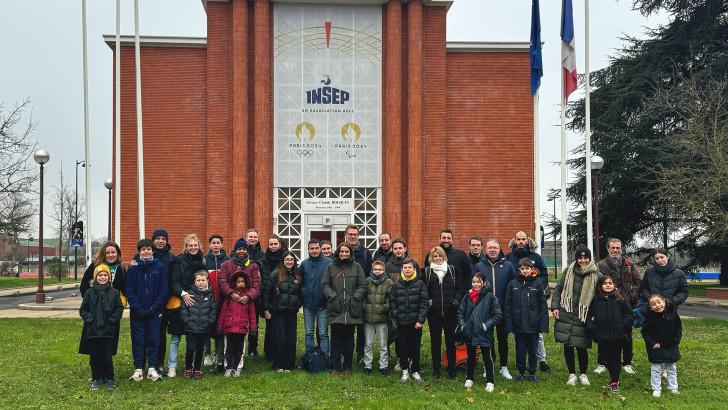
130, 311, 162, 369
466, 344, 495, 383
514, 333, 539, 375
428, 311, 457, 374
304, 307, 329, 356
226, 333, 245, 370
272, 311, 298, 370
536, 333, 547, 362
599, 340, 623, 382
651, 362, 678, 392
330, 324, 355, 371
494, 323, 509, 367
363, 322, 388, 370
167, 334, 182, 370
88, 338, 115, 381
397, 325, 422, 373
564, 345, 589, 374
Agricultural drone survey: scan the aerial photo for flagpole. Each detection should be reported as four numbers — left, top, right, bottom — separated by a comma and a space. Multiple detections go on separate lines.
560, 76, 568, 273
114, 0, 121, 244
584, 0, 594, 255
134, 0, 145, 239
82, 0, 92, 265
533, 90, 541, 254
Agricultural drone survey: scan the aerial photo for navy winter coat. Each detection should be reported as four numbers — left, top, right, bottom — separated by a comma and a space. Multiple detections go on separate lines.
476, 251, 517, 306
125, 257, 168, 314
300, 254, 330, 309
506, 237, 548, 281
457, 283, 502, 347
504, 275, 549, 334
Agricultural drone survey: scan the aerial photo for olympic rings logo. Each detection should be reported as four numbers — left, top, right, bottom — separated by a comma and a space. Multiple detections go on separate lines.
297, 150, 313, 158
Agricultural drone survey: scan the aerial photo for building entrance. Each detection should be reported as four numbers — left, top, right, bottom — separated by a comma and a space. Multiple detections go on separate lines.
304, 214, 350, 251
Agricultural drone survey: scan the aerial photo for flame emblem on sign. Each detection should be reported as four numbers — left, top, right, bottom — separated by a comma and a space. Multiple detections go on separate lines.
295, 122, 315, 141
341, 122, 361, 141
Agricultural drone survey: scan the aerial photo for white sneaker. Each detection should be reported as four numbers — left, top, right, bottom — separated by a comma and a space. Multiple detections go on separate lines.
579, 373, 590, 386
566, 373, 577, 386
653, 390, 661, 398
593, 365, 606, 374
464, 379, 474, 390
167, 368, 176, 378
203, 354, 214, 366
400, 370, 410, 384
411, 372, 424, 383
499, 366, 513, 380
623, 364, 636, 374
394, 362, 402, 372
224, 369, 233, 378
485, 382, 495, 393
129, 368, 144, 382
147, 367, 161, 382
233, 369, 241, 378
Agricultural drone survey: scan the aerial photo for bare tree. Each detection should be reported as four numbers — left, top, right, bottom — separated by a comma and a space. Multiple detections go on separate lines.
49, 165, 79, 279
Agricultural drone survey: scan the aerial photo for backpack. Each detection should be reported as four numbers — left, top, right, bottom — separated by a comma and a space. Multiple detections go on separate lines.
301, 348, 328, 373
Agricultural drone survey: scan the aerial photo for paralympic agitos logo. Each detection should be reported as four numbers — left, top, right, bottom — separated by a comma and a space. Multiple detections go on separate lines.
306, 76, 350, 105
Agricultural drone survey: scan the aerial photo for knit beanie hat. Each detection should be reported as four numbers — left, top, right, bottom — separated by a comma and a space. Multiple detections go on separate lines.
574, 244, 592, 261
93, 264, 111, 280
151, 228, 169, 242
233, 237, 251, 252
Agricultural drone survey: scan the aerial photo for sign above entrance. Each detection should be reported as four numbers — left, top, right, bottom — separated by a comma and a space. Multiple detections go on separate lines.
301, 198, 355, 212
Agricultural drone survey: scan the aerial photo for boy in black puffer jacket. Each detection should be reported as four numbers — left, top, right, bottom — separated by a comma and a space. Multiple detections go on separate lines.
504, 258, 549, 383
389, 258, 429, 384
180, 270, 217, 380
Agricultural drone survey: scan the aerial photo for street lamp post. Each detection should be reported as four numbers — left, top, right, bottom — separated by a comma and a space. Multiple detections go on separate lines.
591, 155, 605, 262
104, 178, 113, 240
34, 149, 50, 304
547, 193, 561, 279
74, 160, 85, 280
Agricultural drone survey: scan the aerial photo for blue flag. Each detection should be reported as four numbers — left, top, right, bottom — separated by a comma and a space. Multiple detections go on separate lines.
530, 0, 543, 96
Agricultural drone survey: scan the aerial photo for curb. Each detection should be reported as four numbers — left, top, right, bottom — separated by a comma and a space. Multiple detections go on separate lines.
0, 283, 79, 298
17, 302, 79, 311
683, 300, 728, 310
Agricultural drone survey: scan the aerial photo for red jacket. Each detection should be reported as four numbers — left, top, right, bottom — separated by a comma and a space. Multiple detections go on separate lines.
217, 270, 258, 334
218, 258, 260, 301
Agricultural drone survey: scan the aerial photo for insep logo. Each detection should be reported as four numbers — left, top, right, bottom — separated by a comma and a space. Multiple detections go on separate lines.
306, 75, 350, 105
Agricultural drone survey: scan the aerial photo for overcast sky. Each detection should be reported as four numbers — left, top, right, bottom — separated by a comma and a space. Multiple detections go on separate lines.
0, 0, 668, 241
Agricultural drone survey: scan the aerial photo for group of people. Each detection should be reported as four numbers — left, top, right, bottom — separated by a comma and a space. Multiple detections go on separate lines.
78, 226, 688, 399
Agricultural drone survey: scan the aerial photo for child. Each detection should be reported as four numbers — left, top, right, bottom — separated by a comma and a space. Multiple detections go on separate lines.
181, 270, 218, 380
458, 272, 502, 392
363, 260, 394, 376
389, 258, 429, 383
504, 259, 549, 383
217, 269, 258, 377
125, 239, 168, 382
642, 294, 682, 397
79, 266, 124, 390
585, 276, 633, 393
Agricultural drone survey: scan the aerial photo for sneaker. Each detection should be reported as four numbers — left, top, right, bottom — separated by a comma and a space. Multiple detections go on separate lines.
394, 362, 402, 372
379, 368, 389, 376
566, 373, 577, 386
167, 368, 177, 378
609, 381, 620, 394
499, 366, 513, 380
528, 374, 537, 383
129, 369, 144, 382
90, 380, 102, 391
412, 372, 424, 383
224, 369, 233, 378
516, 374, 526, 382
284, 369, 291, 374
485, 382, 495, 393
233, 369, 241, 378
539, 361, 551, 373
464, 379, 474, 390
579, 373, 590, 386
147, 367, 161, 382
653, 390, 661, 398
593, 365, 607, 374
183, 369, 192, 379
192, 370, 202, 380
364, 368, 372, 376
623, 364, 636, 374
277, 368, 285, 373
106, 379, 116, 390
203, 355, 214, 366
400, 370, 410, 384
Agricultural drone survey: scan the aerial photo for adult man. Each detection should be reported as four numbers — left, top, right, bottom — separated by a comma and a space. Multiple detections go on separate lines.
506, 231, 551, 373
595, 238, 640, 375
245, 228, 264, 264
475, 238, 517, 380
204, 234, 229, 369
467, 235, 486, 280
424, 228, 472, 281
373, 232, 394, 264
344, 224, 373, 363
151, 228, 175, 375
385, 238, 421, 280
300, 238, 331, 357
321, 240, 333, 258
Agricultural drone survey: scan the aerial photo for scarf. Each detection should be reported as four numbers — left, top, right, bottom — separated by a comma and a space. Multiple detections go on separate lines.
233, 255, 251, 267
468, 288, 480, 305
107, 262, 120, 282
430, 262, 448, 284
654, 261, 675, 276
560, 260, 598, 322
371, 273, 388, 285
92, 281, 111, 331
400, 272, 417, 282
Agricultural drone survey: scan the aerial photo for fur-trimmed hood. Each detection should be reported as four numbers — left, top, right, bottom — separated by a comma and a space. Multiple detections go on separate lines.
508, 237, 539, 252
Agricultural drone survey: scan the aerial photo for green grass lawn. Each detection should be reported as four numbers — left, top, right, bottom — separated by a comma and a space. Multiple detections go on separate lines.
1, 317, 726, 409
0, 276, 78, 290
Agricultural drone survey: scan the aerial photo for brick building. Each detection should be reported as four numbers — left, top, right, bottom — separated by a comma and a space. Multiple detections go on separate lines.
106, 0, 534, 261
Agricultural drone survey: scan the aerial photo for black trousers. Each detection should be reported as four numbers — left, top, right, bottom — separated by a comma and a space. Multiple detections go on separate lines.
598, 331, 633, 366
599, 340, 623, 382
493, 323, 510, 367
466, 344, 495, 383
272, 311, 298, 370
564, 345, 589, 374
156, 310, 170, 369
247, 302, 261, 355
88, 338, 115, 381
330, 324, 356, 371
356, 324, 365, 359
428, 311, 457, 373
397, 325, 423, 373
225, 333, 245, 370
185, 333, 206, 371
514, 333, 539, 375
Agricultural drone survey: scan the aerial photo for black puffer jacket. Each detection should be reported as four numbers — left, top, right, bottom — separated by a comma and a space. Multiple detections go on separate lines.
639, 262, 688, 307
423, 265, 466, 318
585, 293, 633, 342
79, 282, 124, 339
263, 268, 303, 313
181, 286, 217, 333
389, 276, 429, 326
170, 251, 206, 297
504, 275, 549, 334
641, 302, 682, 363
457, 283, 502, 347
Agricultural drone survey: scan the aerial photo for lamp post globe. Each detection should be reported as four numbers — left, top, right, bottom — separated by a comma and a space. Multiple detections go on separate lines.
591, 155, 604, 170
33, 149, 50, 165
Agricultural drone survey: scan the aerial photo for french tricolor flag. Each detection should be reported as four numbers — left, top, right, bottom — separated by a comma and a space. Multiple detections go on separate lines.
561, 0, 577, 103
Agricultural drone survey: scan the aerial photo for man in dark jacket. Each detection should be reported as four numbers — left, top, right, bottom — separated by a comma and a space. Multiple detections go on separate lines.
386, 238, 421, 280
245, 228, 264, 264
373, 232, 394, 263
300, 238, 331, 356
467, 235, 487, 280
345, 224, 373, 363
476, 238, 517, 380
595, 238, 640, 376
150, 228, 174, 374
425, 228, 472, 281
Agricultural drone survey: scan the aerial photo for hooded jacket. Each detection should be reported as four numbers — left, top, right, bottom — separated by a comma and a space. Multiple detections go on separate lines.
181, 285, 217, 333
506, 237, 548, 280
389, 274, 429, 326
504, 274, 549, 334
639, 262, 688, 307
457, 283, 502, 347
79, 281, 124, 339
217, 270, 258, 334
475, 250, 517, 306
641, 302, 681, 363
125, 256, 168, 313
300, 254, 331, 309
322, 256, 367, 325
585, 292, 633, 342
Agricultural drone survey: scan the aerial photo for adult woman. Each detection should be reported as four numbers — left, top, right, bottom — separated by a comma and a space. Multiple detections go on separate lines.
551, 244, 600, 386
166, 234, 206, 378
322, 243, 366, 376
639, 249, 688, 309
79, 242, 126, 357
424, 246, 465, 379
263, 251, 303, 372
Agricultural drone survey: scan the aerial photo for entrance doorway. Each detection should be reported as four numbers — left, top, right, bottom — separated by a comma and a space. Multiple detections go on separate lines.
304, 214, 350, 253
